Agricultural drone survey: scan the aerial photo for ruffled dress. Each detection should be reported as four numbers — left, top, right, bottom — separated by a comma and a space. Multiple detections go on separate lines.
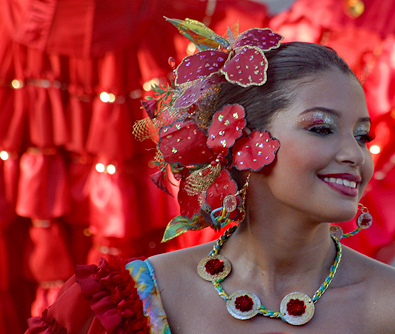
26, 258, 171, 334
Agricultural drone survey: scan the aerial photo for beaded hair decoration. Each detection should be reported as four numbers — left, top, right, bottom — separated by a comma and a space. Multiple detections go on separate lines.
134, 18, 283, 241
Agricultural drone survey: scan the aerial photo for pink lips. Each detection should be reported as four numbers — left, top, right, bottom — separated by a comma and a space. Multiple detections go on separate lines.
317, 173, 361, 197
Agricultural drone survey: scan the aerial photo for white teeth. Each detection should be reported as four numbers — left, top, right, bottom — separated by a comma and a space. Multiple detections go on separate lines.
322, 177, 357, 189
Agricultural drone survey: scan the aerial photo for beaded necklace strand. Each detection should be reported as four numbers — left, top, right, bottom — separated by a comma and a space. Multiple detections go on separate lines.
197, 225, 343, 326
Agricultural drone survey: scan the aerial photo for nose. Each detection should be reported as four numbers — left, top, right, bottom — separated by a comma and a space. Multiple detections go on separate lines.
335, 134, 366, 166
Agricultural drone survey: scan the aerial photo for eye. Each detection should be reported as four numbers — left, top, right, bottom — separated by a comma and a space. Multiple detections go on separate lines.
355, 133, 375, 145
308, 125, 334, 136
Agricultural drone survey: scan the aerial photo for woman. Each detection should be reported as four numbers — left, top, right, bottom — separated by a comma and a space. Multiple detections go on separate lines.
27, 19, 395, 334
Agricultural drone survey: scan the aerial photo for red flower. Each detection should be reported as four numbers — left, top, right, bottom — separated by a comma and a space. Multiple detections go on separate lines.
205, 169, 238, 213
286, 298, 306, 316
205, 258, 224, 275
233, 130, 280, 171
159, 120, 214, 166
235, 295, 254, 312
207, 104, 246, 155
174, 28, 282, 88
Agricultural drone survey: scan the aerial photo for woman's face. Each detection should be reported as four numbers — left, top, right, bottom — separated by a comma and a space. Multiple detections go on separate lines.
261, 69, 374, 223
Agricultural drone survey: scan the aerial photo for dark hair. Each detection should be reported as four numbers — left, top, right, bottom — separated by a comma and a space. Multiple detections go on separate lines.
214, 42, 355, 130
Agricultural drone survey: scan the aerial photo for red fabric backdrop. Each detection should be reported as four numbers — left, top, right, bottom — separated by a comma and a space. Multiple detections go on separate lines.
0, 0, 394, 331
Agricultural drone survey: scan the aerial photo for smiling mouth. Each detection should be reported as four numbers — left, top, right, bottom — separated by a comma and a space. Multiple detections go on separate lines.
322, 177, 357, 189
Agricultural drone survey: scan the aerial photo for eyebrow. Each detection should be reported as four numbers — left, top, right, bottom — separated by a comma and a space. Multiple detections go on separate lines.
300, 107, 371, 123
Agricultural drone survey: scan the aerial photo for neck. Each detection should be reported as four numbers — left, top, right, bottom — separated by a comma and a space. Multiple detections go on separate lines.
219, 189, 336, 299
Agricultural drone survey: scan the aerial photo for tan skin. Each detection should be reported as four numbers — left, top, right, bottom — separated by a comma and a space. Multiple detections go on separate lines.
149, 69, 395, 333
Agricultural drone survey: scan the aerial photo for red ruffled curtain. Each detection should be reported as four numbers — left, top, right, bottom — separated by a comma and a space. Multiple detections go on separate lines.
0, 0, 271, 330
2, 0, 395, 331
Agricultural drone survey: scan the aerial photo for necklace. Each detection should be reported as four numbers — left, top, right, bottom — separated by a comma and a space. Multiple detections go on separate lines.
197, 226, 342, 326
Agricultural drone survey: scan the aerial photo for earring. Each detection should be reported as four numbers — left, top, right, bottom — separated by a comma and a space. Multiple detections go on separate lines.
210, 173, 251, 230
356, 203, 373, 229
330, 203, 373, 240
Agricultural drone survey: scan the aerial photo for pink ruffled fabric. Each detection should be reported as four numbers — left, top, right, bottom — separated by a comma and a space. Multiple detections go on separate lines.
76, 258, 150, 334
26, 258, 150, 333
27, 309, 67, 334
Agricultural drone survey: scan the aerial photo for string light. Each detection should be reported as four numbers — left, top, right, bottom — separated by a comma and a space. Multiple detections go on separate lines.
129, 89, 142, 99
99, 92, 110, 102
3, 78, 143, 103
99, 92, 116, 103
0, 151, 9, 160
143, 78, 160, 91
95, 163, 117, 174
11, 79, 23, 89
106, 164, 116, 174
95, 163, 105, 173
369, 145, 381, 155
187, 42, 197, 55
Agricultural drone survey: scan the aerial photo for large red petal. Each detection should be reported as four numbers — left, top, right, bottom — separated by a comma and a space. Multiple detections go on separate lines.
173, 79, 205, 109
221, 46, 268, 87
233, 131, 280, 171
205, 169, 238, 212
173, 73, 226, 109
207, 104, 246, 155
175, 50, 228, 85
150, 170, 172, 196
235, 28, 283, 51
159, 121, 214, 166
178, 178, 204, 218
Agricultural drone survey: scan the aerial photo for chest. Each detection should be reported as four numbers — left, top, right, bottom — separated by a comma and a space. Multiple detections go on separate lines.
162, 281, 372, 334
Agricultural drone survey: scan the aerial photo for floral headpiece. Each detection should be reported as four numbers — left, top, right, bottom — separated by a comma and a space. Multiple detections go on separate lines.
134, 18, 283, 241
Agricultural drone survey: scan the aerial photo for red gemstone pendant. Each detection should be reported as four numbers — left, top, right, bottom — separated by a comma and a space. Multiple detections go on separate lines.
197, 255, 231, 281
280, 292, 315, 326
235, 295, 254, 312
357, 212, 373, 229
226, 290, 261, 320
205, 258, 225, 275
286, 298, 306, 316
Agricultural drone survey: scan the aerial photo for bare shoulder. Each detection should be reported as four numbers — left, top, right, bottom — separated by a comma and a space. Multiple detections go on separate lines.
147, 241, 219, 330
341, 246, 395, 331
148, 241, 215, 288
342, 245, 395, 285
149, 241, 215, 268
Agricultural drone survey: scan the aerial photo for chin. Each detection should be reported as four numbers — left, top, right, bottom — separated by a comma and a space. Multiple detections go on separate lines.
330, 209, 358, 223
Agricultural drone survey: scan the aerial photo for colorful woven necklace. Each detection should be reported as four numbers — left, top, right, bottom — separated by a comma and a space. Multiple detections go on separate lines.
197, 225, 342, 326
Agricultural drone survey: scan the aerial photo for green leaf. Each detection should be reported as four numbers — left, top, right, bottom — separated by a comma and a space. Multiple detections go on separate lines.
162, 214, 209, 242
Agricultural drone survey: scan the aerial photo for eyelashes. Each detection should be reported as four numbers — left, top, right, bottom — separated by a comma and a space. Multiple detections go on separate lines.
307, 125, 334, 136
356, 133, 375, 144
307, 125, 374, 144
